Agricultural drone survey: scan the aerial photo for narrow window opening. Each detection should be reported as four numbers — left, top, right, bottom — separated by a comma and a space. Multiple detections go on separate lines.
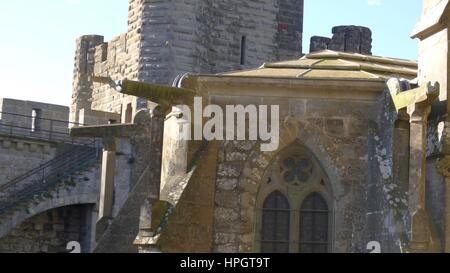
31, 109, 42, 132
240, 36, 247, 65
125, 103, 133, 124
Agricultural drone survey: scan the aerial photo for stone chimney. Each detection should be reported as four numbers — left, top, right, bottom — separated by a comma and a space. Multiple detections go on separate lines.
310, 36, 331, 53
310, 25, 373, 55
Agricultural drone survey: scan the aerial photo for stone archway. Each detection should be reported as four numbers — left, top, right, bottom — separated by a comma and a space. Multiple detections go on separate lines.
0, 180, 99, 240
0, 204, 96, 253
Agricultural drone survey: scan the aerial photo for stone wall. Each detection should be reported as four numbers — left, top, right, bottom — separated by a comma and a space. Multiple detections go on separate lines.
310, 26, 372, 55
0, 137, 55, 185
425, 116, 448, 252
362, 89, 410, 253
205, 95, 378, 253
0, 205, 94, 253
361, 86, 448, 253
71, 0, 305, 125
276, 0, 304, 61
0, 98, 73, 186
71, 35, 106, 126
0, 98, 70, 134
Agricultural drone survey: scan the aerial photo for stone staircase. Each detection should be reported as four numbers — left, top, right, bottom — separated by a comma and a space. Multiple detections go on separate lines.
0, 144, 101, 237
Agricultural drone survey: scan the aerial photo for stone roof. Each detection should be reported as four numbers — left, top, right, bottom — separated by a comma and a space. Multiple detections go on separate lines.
223, 50, 417, 81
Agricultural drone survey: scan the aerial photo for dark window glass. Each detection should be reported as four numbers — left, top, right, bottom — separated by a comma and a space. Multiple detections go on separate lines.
240, 36, 246, 65
261, 191, 290, 253
300, 193, 329, 253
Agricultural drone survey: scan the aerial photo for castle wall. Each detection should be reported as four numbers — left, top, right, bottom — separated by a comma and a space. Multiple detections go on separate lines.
0, 99, 72, 186
71, 0, 304, 125
91, 35, 130, 116
0, 98, 70, 134
212, 98, 376, 253
71, 35, 106, 125
157, 92, 381, 253
0, 137, 56, 186
169, 74, 385, 253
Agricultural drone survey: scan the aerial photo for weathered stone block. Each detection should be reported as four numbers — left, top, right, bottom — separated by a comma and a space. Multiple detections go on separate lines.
215, 190, 239, 209
218, 163, 243, 178
216, 178, 239, 191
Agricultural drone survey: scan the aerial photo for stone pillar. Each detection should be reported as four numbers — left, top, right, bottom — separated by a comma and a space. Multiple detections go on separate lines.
98, 137, 117, 221
134, 107, 165, 253
388, 79, 440, 252
408, 103, 432, 251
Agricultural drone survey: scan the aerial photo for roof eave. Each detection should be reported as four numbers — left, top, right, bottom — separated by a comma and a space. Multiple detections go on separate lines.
187, 74, 388, 93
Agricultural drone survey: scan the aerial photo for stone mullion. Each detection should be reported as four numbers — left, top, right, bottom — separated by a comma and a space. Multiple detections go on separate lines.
290, 209, 300, 253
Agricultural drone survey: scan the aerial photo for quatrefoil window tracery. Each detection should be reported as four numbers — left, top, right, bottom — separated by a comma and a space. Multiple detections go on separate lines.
280, 156, 313, 185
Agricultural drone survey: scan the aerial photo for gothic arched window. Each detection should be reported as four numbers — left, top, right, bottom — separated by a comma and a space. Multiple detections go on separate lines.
261, 191, 290, 253
299, 193, 330, 253
256, 144, 333, 253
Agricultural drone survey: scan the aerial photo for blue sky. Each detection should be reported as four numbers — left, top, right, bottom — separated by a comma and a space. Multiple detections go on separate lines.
0, 0, 422, 106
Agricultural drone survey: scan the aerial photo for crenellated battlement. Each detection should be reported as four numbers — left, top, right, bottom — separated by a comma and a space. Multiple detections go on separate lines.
310, 25, 373, 55
0, 137, 52, 154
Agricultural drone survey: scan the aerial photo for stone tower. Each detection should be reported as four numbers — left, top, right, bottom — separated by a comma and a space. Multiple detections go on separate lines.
310, 25, 373, 55
71, 0, 304, 125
